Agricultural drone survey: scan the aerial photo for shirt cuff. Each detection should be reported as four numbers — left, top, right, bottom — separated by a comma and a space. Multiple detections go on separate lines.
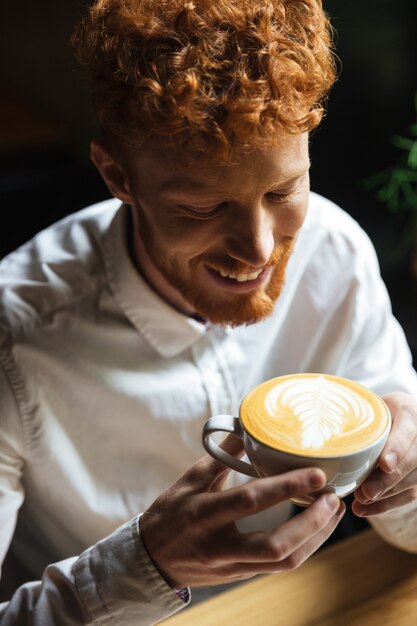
173, 587, 191, 603
75, 516, 189, 625
369, 499, 417, 553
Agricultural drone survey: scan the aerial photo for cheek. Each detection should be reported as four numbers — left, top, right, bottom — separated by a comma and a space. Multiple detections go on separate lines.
148, 212, 220, 253
137, 204, 192, 248
143, 223, 218, 273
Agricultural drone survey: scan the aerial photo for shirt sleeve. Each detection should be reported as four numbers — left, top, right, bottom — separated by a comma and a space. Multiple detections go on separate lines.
339, 230, 417, 397
0, 362, 188, 625
0, 517, 188, 625
0, 358, 25, 572
367, 501, 417, 554
339, 232, 417, 552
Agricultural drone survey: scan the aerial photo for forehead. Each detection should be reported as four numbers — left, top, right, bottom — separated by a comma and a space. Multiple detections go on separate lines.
128, 133, 310, 194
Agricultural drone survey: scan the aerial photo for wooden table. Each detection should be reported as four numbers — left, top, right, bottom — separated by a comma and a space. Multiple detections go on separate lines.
162, 529, 417, 625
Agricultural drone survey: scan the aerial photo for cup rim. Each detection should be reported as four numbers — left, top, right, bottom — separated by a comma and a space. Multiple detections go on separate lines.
239, 374, 392, 460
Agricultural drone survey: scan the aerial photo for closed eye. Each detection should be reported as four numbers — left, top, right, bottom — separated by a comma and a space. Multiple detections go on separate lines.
179, 203, 225, 219
266, 189, 299, 203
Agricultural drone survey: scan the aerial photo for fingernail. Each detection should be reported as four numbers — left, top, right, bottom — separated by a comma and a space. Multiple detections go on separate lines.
337, 502, 346, 518
354, 505, 368, 517
309, 469, 326, 489
324, 493, 339, 512
384, 452, 398, 473
354, 488, 370, 503
363, 480, 383, 500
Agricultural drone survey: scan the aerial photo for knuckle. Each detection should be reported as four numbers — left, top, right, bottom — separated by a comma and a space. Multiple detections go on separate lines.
235, 486, 259, 513
308, 506, 330, 533
281, 474, 304, 498
183, 502, 203, 526
310, 513, 324, 533
184, 464, 201, 483
283, 553, 302, 571
186, 455, 211, 481
264, 537, 287, 561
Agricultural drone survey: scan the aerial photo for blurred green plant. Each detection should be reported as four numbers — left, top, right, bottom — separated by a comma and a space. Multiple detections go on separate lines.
363, 91, 417, 255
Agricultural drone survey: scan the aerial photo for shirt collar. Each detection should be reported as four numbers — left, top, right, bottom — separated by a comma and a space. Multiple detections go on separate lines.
103, 203, 207, 358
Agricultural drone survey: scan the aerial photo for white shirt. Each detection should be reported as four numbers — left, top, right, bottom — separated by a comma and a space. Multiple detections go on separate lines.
0, 193, 417, 625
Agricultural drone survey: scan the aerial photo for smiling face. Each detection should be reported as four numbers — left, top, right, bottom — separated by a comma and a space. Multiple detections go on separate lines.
92, 133, 310, 326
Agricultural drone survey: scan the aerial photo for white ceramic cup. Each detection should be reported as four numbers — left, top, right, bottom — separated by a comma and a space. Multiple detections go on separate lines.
202, 374, 391, 506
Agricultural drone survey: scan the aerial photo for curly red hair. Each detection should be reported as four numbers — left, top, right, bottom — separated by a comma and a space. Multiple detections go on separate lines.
73, 0, 336, 161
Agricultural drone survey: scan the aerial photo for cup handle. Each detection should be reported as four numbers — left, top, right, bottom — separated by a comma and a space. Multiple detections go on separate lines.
202, 415, 259, 478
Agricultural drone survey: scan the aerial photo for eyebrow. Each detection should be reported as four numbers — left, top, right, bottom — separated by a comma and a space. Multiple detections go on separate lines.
268, 169, 310, 190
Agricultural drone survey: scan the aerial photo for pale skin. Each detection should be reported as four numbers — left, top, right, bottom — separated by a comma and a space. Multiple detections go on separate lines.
353, 393, 417, 517
92, 134, 312, 324
91, 134, 417, 588
140, 437, 344, 587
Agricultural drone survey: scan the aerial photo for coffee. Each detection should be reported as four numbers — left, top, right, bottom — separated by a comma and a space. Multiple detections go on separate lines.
203, 373, 391, 501
240, 374, 389, 457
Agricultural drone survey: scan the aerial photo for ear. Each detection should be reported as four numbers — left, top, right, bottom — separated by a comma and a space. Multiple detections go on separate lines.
90, 141, 134, 204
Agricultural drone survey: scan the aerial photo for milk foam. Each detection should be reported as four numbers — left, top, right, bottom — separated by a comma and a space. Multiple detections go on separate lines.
241, 374, 389, 456
265, 375, 374, 450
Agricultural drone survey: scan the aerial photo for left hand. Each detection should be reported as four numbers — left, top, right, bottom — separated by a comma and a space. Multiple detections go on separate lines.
352, 392, 417, 517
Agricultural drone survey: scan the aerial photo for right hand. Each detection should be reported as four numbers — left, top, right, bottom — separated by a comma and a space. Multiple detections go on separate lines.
140, 435, 346, 588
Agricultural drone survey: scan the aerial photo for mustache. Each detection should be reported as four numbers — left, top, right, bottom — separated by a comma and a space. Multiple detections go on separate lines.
204, 238, 294, 275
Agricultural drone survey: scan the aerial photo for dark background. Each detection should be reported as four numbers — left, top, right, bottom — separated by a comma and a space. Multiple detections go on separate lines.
1, 0, 417, 355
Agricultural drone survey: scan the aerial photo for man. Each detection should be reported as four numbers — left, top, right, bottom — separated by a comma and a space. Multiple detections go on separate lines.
1, 0, 417, 624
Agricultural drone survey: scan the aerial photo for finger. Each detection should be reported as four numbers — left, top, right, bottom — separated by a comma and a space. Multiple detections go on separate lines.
263, 499, 345, 573
355, 465, 417, 504
179, 434, 245, 492
353, 487, 417, 517
224, 492, 342, 563
223, 500, 346, 577
356, 434, 417, 503
378, 409, 417, 475
195, 467, 327, 528
210, 435, 247, 492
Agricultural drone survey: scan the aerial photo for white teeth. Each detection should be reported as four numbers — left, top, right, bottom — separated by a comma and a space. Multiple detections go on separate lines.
217, 269, 263, 282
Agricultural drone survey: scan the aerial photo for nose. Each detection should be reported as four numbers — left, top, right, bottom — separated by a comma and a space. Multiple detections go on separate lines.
224, 204, 275, 268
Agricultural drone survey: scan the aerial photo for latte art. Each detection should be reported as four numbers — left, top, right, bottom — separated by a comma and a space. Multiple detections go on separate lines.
240, 374, 390, 456
265, 376, 374, 450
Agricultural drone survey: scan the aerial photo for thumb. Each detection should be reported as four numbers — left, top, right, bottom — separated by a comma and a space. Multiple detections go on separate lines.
182, 433, 245, 493
209, 433, 245, 491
